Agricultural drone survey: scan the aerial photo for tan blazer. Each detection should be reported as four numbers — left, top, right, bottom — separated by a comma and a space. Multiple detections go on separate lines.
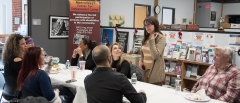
141, 34, 166, 83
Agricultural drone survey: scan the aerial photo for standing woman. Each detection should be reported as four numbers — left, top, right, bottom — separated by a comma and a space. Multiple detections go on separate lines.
2, 33, 27, 79
110, 43, 131, 78
71, 38, 97, 71
138, 16, 166, 85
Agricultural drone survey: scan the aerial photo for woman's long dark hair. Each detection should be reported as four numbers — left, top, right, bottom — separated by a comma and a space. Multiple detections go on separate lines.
82, 38, 97, 50
142, 16, 163, 45
17, 47, 42, 90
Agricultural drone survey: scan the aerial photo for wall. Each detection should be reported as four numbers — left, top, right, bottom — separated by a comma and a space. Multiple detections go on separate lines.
210, 2, 221, 27
0, 0, 12, 34
223, 3, 240, 16
100, 0, 154, 27
31, 0, 69, 63
158, 0, 194, 24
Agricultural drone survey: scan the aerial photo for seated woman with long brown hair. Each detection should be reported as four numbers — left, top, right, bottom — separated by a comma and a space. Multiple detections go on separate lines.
17, 47, 74, 103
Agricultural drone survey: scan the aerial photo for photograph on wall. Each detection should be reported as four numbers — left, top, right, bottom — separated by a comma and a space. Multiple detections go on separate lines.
182, 18, 187, 24
132, 32, 144, 54
49, 16, 69, 38
193, 33, 204, 46
73, 34, 89, 44
101, 29, 113, 46
109, 15, 125, 27
116, 31, 129, 53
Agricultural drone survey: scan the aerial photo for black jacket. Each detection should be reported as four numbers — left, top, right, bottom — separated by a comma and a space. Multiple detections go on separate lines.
70, 51, 96, 71
84, 67, 147, 103
111, 60, 131, 78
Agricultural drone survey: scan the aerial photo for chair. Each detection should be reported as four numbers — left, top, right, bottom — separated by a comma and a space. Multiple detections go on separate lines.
21, 88, 39, 99
1, 73, 18, 101
130, 64, 143, 81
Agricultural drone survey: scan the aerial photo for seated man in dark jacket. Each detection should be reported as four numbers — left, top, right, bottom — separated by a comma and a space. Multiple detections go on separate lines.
84, 45, 147, 103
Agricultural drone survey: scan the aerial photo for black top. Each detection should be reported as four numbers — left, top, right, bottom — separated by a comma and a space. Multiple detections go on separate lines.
84, 67, 147, 103
70, 50, 96, 71
4, 56, 22, 79
111, 59, 131, 78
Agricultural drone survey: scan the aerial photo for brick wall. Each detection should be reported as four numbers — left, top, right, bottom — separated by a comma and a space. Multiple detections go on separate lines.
12, 0, 22, 32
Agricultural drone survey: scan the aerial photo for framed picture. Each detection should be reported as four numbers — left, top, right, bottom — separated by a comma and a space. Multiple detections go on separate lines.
211, 11, 216, 21
49, 16, 69, 38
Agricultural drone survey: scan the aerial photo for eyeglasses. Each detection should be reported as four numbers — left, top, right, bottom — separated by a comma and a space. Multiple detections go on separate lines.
144, 24, 153, 27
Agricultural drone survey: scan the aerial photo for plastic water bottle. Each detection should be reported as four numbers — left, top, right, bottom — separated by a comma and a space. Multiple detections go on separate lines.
175, 75, 181, 94
131, 73, 137, 84
65, 60, 70, 69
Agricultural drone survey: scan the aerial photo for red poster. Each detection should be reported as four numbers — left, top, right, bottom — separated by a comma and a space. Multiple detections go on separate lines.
68, 0, 100, 59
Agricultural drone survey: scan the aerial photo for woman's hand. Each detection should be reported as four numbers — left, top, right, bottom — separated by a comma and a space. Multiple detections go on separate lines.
138, 60, 143, 70
150, 32, 159, 40
76, 47, 82, 56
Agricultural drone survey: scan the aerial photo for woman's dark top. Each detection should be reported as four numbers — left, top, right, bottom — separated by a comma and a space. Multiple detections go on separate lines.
111, 59, 131, 78
71, 50, 96, 71
4, 56, 22, 80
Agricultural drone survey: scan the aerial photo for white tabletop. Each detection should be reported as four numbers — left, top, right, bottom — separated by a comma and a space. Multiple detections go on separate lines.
48, 66, 226, 103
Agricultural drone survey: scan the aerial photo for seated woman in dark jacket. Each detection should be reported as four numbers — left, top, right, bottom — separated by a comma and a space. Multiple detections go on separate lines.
71, 38, 97, 71
110, 43, 131, 78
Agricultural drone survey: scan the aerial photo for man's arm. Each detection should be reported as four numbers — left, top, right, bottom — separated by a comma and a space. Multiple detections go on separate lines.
121, 75, 147, 103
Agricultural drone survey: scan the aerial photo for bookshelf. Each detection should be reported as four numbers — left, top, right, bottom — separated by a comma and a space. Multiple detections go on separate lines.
164, 58, 211, 91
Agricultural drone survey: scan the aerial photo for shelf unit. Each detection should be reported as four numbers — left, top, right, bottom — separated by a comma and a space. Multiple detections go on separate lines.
164, 58, 211, 91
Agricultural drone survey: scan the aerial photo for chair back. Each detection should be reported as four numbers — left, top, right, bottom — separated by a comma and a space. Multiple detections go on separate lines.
2, 73, 17, 98
130, 64, 143, 81
21, 88, 39, 99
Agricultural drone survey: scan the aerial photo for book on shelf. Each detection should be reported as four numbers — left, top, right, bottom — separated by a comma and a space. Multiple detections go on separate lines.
174, 62, 182, 75
165, 76, 171, 85
185, 65, 192, 78
195, 46, 202, 62
179, 48, 188, 59
164, 45, 170, 57
171, 77, 177, 87
202, 49, 209, 62
165, 61, 170, 72
190, 65, 198, 78
167, 46, 174, 58
169, 61, 177, 74
172, 51, 181, 59
188, 48, 196, 61
208, 49, 214, 64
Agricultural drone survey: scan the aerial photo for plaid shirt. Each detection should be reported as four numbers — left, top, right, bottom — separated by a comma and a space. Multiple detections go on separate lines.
191, 64, 240, 103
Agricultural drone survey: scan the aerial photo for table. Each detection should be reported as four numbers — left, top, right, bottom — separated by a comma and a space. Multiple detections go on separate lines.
48, 65, 226, 103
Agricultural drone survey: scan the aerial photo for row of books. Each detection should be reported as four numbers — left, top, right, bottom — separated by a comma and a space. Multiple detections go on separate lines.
165, 61, 181, 75
163, 41, 216, 64
165, 76, 177, 87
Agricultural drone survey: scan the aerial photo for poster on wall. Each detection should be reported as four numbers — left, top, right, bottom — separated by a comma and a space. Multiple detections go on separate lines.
132, 32, 144, 54
193, 33, 204, 46
116, 31, 129, 53
109, 15, 125, 27
166, 32, 178, 44
73, 34, 89, 44
182, 32, 193, 43
229, 34, 240, 47
101, 29, 113, 46
203, 33, 215, 45
68, 0, 100, 59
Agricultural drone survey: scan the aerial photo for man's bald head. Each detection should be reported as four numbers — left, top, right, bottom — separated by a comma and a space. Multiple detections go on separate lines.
92, 45, 110, 65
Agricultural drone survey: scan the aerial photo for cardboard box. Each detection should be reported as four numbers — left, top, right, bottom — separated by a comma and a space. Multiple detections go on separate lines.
222, 23, 231, 28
